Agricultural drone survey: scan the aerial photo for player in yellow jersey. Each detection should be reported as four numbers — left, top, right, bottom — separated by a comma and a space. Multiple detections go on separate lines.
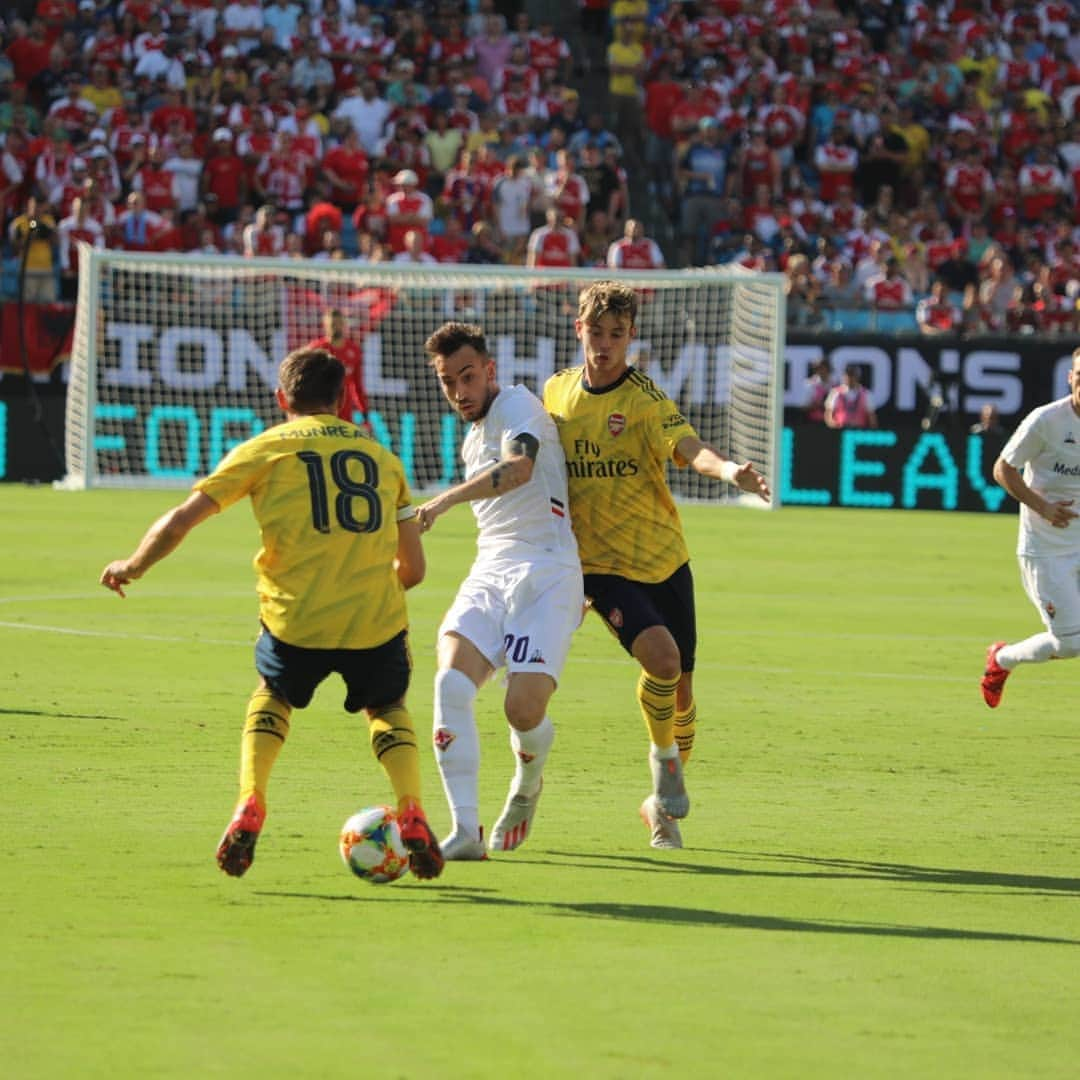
99, 348, 443, 880
543, 281, 770, 848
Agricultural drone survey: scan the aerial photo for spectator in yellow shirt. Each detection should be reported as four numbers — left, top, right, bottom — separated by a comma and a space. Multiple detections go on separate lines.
607, 18, 645, 169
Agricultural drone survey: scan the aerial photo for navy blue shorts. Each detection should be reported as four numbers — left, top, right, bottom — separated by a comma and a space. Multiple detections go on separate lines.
255, 627, 411, 712
583, 562, 697, 673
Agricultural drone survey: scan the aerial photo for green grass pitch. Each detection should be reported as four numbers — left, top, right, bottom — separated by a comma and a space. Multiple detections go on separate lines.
3, 488, 1079, 1078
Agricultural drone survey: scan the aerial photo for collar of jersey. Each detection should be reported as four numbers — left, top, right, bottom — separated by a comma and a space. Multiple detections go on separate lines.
581, 366, 634, 395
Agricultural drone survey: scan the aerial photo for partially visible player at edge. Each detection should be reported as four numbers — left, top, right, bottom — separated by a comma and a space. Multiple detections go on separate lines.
99, 348, 443, 880
417, 322, 584, 859
981, 346, 1080, 708
542, 281, 770, 849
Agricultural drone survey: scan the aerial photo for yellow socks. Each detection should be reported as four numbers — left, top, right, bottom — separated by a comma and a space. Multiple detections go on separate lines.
368, 704, 423, 813
637, 671, 680, 750
674, 701, 697, 764
239, 688, 291, 812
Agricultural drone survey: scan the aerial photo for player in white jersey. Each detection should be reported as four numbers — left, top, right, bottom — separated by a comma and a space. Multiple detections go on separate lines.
417, 322, 584, 857
982, 348, 1080, 707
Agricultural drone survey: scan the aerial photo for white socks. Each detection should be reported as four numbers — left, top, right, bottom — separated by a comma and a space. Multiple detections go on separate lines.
510, 716, 555, 798
999, 630, 1080, 668
433, 667, 480, 838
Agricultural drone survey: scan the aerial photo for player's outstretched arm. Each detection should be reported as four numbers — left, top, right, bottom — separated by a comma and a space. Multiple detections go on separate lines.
100, 491, 220, 597
993, 457, 1078, 528
676, 435, 771, 502
416, 433, 539, 532
394, 516, 426, 589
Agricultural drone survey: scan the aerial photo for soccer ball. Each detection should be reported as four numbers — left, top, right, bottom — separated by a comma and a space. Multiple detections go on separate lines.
339, 806, 410, 884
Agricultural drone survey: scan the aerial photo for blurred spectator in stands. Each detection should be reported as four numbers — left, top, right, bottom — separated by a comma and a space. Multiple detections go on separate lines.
473, 13, 512, 94
945, 145, 994, 232
34, 124, 75, 202
310, 226, 343, 261
264, 0, 301, 50
545, 147, 588, 234
82, 62, 123, 119
115, 189, 161, 252
424, 111, 464, 193
490, 155, 531, 262
568, 111, 622, 160
865, 255, 914, 312
43, 75, 96, 148
333, 77, 390, 157
643, 59, 681, 210
290, 37, 335, 100
758, 83, 804, 172
804, 358, 835, 424
466, 219, 504, 264
242, 202, 284, 257
815, 123, 859, 205
606, 17, 645, 170
677, 116, 729, 266
128, 142, 176, 215
9, 194, 58, 301
527, 206, 580, 268
578, 0, 610, 73
1005, 280, 1049, 334
164, 131, 203, 213
819, 259, 861, 312
385, 167, 432, 253
7, 20, 53, 90
972, 253, 1016, 332
785, 253, 822, 328
319, 126, 367, 214
917, 279, 965, 336
201, 127, 246, 224
1019, 143, 1066, 224
0, 82, 40, 138
825, 364, 877, 430
431, 214, 470, 264
393, 227, 437, 265
581, 208, 614, 267
578, 142, 621, 225
303, 191, 342, 256
733, 127, 782, 204
223, 0, 264, 57
969, 403, 1004, 437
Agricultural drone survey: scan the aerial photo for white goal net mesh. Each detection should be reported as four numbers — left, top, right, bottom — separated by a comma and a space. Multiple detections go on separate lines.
65, 249, 785, 503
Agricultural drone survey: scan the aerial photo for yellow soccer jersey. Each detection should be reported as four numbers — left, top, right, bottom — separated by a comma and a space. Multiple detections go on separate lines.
195, 415, 414, 650
543, 366, 697, 582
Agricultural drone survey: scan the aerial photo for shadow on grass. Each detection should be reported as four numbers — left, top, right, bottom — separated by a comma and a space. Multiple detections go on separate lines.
530, 849, 1080, 897
255, 888, 1079, 944
0, 707, 124, 720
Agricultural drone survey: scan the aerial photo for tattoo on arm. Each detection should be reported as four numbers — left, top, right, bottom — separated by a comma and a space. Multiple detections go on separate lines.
491, 465, 505, 491
505, 432, 540, 461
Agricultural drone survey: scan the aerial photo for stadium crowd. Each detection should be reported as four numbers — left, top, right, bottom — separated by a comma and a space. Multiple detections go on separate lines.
3, 0, 1080, 334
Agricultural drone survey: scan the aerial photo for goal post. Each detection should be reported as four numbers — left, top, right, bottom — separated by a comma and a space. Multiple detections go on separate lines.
63, 246, 786, 504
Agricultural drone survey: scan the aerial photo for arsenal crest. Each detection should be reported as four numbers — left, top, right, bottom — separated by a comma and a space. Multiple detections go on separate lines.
608, 412, 626, 436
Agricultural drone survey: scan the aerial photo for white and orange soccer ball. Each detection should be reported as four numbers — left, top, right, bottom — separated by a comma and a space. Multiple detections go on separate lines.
339, 806, 410, 884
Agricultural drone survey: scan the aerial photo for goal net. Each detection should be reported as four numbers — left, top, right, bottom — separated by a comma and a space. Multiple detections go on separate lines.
64, 248, 786, 504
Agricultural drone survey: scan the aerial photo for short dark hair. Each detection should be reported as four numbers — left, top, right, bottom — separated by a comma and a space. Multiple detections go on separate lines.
424, 321, 488, 364
278, 347, 344, 411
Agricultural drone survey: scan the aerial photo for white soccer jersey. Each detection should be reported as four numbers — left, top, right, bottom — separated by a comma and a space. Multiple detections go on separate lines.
1002, 395, 1080, 556
461, 384, 578, 563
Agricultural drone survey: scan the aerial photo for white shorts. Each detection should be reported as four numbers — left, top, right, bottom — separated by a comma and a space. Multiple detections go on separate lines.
1018, 553, 1080, 634
439, 556, 584, 683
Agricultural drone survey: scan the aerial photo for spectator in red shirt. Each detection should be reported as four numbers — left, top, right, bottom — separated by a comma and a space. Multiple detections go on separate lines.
200, 128, 247, 224
321, 126, 369, 212
431, 215, 470, 263
307, 308, 370, 426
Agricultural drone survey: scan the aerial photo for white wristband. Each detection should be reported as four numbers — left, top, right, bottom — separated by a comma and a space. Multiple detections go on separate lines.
720, 459, 740, 484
